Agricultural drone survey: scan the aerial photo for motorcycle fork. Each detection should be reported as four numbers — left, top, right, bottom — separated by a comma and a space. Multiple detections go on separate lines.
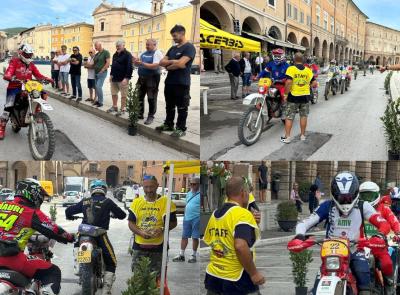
27, 98, 38, 141
255, 96, 266, 128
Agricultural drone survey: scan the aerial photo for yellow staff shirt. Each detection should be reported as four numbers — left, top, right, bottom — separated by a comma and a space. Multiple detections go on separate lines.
286, 65, 313, 96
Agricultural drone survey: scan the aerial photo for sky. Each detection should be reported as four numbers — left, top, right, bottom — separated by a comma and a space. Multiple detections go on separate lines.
353, 0, 400, 30
0, 0, 190, 29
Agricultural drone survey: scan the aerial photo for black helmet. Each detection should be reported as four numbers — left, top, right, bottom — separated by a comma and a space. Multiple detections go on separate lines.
15, 178, 48, 208
331, 171, 360, 215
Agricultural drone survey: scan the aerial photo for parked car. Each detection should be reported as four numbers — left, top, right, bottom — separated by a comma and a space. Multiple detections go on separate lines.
0, 189, 14, 202
171, 192, 187, 215
62, 191, 81, 207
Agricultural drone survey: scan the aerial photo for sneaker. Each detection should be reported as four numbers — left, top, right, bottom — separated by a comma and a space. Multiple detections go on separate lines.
188, 256, 197, 263
155, 124, 174, 132
144, 116, 154, 125
171, 128, 186, 138
106, 106, 118, 113
300, 135, 306, 141
92, 101, 98, 105
138, 115, 145, 120
76, 97, 82, 102
85, 98, 93, 102
61, 92, 66, 95
280, 136, 291, 144
115, 109, 126, 116
69, 95, 76, 100
97, 103, 103, 108
172, 255, 185, 262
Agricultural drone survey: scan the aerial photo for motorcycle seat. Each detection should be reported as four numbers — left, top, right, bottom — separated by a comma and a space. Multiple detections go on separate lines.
0, 268, 30, 287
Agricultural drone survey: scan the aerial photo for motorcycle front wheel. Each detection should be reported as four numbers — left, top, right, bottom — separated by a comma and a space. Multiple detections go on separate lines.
238, 106, 264, 146
324, 82, 330, 100
340, 80, 345, 94
28, 112, 55, 160
80, 263, 97, 295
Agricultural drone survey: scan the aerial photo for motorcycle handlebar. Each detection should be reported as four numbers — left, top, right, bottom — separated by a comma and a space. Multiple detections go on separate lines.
10, 78, 50, 84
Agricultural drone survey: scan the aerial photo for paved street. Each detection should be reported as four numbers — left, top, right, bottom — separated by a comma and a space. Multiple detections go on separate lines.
0, 78, 192, 160
201, 70, 388, 160
39, 193, 200, 295
200, 239, 324, 295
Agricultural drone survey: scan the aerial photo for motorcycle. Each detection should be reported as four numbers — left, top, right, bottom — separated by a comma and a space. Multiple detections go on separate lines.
73, 218, 106, 295
354, 68, 358, 80
324, 70, 339, 100
370, 67, 374, 75
238, 78, 285, 146
0, 234, 56, 294
7, 78, 55, 160
288, 235, 388, 295
339, 69, 350, 94
311, 67, 320, 104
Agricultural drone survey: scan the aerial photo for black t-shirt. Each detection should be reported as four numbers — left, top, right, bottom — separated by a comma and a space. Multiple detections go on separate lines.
165, 42, 196, 86
286, 64, 315, 104
69, 53, 82, 75
258, 165, 267, 183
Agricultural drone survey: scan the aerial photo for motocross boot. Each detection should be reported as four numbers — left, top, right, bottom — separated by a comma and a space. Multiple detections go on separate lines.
384, 276, 395, 295
102, 271, 116, 295
0, 119, 6, 140
40, 283, 58, 295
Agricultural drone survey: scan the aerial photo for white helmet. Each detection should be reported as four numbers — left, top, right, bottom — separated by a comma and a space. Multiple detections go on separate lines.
359, 181, 381, 207
18, 44, 34, 64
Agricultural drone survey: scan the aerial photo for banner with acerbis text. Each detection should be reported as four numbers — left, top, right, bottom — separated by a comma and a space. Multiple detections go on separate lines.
200, 19, 261, 52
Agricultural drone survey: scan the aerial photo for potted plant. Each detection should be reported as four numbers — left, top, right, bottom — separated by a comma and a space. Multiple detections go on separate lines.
380, 98, 400, 159
126, 81, 141, 136
384, 71, 393, 94
298, 182, 312, 202
123, 256, 159, 295
290, 250, 313, 295
276, 200, 298, 232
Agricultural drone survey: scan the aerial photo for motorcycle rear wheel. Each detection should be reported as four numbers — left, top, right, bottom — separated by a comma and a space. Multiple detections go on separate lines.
80, 263, 97, 295
324, 83, 329, 100
28, 112, 55, 160
341, 81, 345, 94
238, 106, 264, 146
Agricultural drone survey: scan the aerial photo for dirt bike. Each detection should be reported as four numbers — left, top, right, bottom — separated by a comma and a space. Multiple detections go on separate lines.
0, 234, 56, 294
288, 235, 388, 295
339, 69, 350, 94
324, 70, 339, 100
354, 68, 358, 80
238, 77, 286, 146
7, 78, 55, 160
388, 233, 400, 294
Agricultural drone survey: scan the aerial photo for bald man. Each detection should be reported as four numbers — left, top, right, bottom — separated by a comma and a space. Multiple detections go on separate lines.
92, 41, 111, 107
225, 53, 241, 100
204, 177, 264, 295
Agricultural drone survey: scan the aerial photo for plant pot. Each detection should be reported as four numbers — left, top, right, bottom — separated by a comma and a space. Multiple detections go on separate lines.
128, 125, 138, 136
295, 286, 308, 295
388, 150, 400, 160
277, 220, 297, 232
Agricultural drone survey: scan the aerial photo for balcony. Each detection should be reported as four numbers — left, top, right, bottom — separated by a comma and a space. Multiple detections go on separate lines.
335, 35, 349, 46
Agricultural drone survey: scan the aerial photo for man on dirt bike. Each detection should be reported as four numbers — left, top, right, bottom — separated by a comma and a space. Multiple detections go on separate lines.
359, 181, 400, 293
0, 44, 53, 140
65, 179, 127, 295
304, 56, 320, 77
289, 172, 390, 295
257, 48, 289, 99
0, 178, 75, 295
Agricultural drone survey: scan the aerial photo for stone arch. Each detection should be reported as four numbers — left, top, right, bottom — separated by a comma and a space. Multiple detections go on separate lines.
387, 57, 392, 65
287, 32, 297, 44
376, 56, 381, 65
368, 55, 374, 63
335, 44, 339, 61
313, 37, 320, 58
268, 26, 282, 40
383, 56, 387, 66
329, 42, 334, 60
396, 57, 400, 64
344, 48, 349, 62
300, 37, 310, 55
106, 165, 120, 188
322, 40, 328, 63
242, 16, 262, 34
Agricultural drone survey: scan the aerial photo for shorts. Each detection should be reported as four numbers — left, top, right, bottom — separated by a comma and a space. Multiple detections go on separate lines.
59, 72, 69, 85
182, 217, 200, 239
259, 181, 268, 190
87, 78, 95, 89
242, 73, 251, 87
205, 271, 260, 295
284, 102, 310, 120
131, 249, 163, 276
111, 81, 129, 97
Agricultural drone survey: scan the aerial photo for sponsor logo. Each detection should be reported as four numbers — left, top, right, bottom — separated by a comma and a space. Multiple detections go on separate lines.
200, 34, 244, 49
0, 273, 10, 279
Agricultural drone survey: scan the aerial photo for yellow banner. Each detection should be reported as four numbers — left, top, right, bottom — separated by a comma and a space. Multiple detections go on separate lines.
164, 161, 200, 174
200, 19, 261, 52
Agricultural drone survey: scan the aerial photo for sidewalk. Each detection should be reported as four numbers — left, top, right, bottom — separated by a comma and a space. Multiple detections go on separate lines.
0, 62, 200, 157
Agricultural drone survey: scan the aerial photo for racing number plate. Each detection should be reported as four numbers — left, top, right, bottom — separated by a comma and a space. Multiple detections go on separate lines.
77, 250, 91, 263
321, 240, 348, 257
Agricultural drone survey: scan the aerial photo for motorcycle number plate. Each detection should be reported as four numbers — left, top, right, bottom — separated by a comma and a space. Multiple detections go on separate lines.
321, 240, 348, 257
77, 250, 91, 263
34, 99, 53, 111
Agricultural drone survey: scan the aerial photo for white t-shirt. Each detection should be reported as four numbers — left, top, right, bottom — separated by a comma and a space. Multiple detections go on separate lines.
87, 56, 95, 80
58, 54, 71, 73
52, 57, 60, 70
152, 49, 163, 64
255, 56, 263, 65
244, 58, 251, 73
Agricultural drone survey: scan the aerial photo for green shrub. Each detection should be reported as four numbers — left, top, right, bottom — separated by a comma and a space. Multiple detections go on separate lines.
290, 250, 313, 287
276, 201, 298, 221
381, 99, 400, 153
298, 182, 312, 201
385, 71, 393, 92
122, 256, 159, 295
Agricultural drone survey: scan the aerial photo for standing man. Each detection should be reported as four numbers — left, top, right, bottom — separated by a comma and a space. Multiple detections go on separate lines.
212, 48, 224, 74
108, 40, 133, 116
173, 177, 200, 263
281, 52, 317, 144
58, 45, 70, 96
240, 52, 253, 98
258, 161, 268, 203
224, 53, 241, 100
158, 25, 196, 138
128, 175, 177, 285
92, 41, 111, 108
134, 38, 163, 125
204, 176, 264, 295
69, 46, 83, 101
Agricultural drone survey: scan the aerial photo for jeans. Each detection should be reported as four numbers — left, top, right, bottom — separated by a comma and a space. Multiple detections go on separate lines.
229, 73, 239, 98
51, 70, 59, 89
164, 84, 190, 131
70, 74, 82, 97
137, 74, 161, 117
95, 71, 107, 104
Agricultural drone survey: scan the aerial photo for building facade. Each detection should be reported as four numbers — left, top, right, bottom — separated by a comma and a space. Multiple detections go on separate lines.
0, 31, 7, 59
62, 23, 94, 56
7, 35, 20, 55
33, 24, 52, 59
51, 25, 65, 52
19, 28, 35, 47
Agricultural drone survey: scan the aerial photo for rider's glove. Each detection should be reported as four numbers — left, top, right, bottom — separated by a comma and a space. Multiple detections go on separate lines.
63, 232, 75, 243
294, 234, 306, 241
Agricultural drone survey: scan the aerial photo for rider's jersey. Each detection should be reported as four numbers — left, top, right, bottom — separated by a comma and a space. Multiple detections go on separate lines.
258, 61, 289, 81
65, 193, 127, 230
204, 203, 259, 281
3, 57, 48, 89
328, 66, 339, 75
0, 197, 72, 250
296, 200, 387, 241
364, 198, 400, 237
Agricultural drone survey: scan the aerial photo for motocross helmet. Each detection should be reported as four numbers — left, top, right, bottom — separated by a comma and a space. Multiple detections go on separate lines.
18, 44, 34, 65
330, 59, 336, 65
272, 48, 285, 65
359, 181, 381, 207
331, 171, 360, 216
15, 178, 48, 208
344, 60, 348, 67
90, 179, 107, 196
306, 56, 313, 64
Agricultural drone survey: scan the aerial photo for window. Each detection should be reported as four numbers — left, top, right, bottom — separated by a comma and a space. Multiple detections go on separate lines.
131, 29, 134, 36
341, 24, 345, 37
128, 165, 134, 177
140, 27, 144, 34
323, 11, 328, 30
148, 26, 151, 33
100, 22, 104, 31
287, 3, 292, 18
331, 16, 334, 33
156, 23, 160, 31
316, 5, 320, 26
130, 42, 134, 52
268, 0, 275, 7
300, 11, 304, 23
89, 163, 98, 172
139, 41, 142, 52
307, 15, 311, 26
294, 6, 298, 21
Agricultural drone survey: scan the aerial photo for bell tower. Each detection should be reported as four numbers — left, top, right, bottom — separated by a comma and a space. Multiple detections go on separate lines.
151, 0, 165, 16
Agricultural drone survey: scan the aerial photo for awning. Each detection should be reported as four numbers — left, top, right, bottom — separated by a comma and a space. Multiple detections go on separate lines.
242, 31, 305, 51
286, 41, 306, 51
200, 19, 261, 52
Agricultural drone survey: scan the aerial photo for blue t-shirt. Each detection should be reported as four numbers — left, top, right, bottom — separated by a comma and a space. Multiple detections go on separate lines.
184, 190, 200, 221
